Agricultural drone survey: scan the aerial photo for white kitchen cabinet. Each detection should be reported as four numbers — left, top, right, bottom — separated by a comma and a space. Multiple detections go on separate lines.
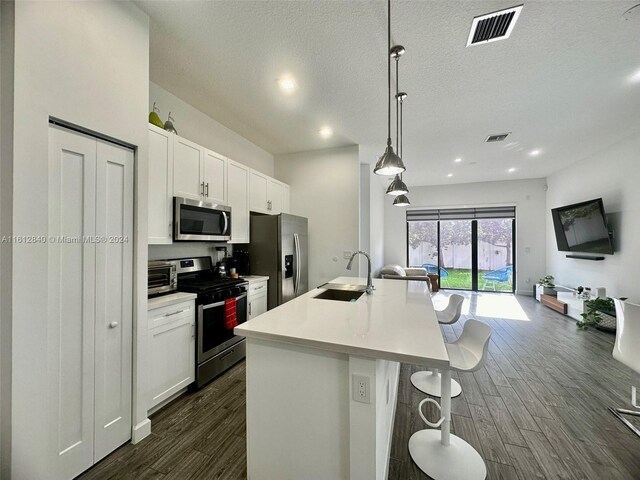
148, 125, 174, 244
202, 149, 227, 204
248, 279, 269, 319
227, 158, 250, 243
250, 169, 270, 213
147, 299, 195, 410
283, 184, 290, 214
48, 126, 133, 479
267, 178, 283, 214
173, 135, 204, 201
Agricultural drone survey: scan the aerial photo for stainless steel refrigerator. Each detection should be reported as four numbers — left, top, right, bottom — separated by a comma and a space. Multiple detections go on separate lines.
248, 213, 309, 310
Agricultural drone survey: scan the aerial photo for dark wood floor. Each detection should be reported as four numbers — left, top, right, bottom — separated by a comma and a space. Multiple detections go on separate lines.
78, 293, 640, 479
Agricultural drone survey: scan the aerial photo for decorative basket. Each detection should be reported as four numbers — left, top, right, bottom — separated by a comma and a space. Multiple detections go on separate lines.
596, 311, 617, 332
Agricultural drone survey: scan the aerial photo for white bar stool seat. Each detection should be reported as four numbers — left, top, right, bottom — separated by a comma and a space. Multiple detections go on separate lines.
409, 319, 492, 480
412, 294, 465, 397
610, 298, 640, 437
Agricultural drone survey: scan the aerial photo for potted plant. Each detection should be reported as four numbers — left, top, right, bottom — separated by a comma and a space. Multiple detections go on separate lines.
537, 275, 556, 295
576, 297, 616, 330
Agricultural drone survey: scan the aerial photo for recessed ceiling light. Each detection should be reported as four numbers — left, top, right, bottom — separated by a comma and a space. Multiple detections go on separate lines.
529, 149, 541, 156
508, 167, 516, 173
278, 78, 296, 92
454, 158, 462, 163
447, 173, 453, 177
629, 68, 640, 84
319, 127, 333, 139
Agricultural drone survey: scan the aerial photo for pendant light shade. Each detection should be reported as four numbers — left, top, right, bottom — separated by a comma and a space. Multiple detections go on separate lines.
393, 194, 411, 207
386, 174, 408, 196
374, 145, 405, 176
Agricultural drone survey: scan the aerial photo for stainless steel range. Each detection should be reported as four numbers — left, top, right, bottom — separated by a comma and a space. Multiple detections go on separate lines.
173, 256, 248, 388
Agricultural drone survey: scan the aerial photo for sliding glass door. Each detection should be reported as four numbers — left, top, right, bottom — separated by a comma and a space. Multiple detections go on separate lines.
407, 207, 515, 293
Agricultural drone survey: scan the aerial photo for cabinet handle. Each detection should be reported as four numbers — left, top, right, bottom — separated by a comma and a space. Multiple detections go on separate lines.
267, 200, 272, 211
249, 302, 252, 315
164, 309, 185, 317
205, 183, 209, 197
108, 321, 119, 329
201, 182, 205, 196
191, 323, 195, 338
254, 285, 264, 290
169, 222, 172, 235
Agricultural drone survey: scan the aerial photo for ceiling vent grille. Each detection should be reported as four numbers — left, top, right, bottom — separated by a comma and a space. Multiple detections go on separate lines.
486, 133, 510, 142
467, 5, 523, 47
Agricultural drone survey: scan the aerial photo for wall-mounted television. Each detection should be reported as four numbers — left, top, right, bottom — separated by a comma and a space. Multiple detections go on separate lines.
551, 198, 613, 255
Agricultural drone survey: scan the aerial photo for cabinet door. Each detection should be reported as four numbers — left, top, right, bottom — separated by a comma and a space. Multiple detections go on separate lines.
249, 293, 268, 320
148, 315, 195, 409
148, 126, 173, 244
173, 136, 203, 201
249, 170, 269, 213
203, 149, 226, 204
94, 140, 134, 462
227, 159, 250, 243
283, 184, 290, 214
267, 179, 283, 214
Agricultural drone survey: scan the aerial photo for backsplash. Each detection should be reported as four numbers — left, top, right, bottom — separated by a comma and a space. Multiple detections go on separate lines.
149, 243, 232, 262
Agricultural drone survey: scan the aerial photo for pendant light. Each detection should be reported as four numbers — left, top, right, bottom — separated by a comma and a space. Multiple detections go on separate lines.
374, 0, 405, 176
386, 46, 409, 196
393, 65, 410, 207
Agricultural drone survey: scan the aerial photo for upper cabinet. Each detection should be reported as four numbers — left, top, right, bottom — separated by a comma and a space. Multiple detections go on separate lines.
250, 171, 289, 215
227, 159, 250, 244
147, 126, 289, 245
148, 125, 174, 245
249, 170, 269, 214
202, 149, 226, 205
173, 136, 203, 201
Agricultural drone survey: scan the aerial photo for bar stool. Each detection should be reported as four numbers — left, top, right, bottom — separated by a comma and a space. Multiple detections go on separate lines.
610, 298, 640, 437
411, 294, 465, 397
409, 319, 492, 480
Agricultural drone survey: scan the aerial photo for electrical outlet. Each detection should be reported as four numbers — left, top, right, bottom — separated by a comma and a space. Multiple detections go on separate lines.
343, 250, 353, 259
352, 374, 370, 404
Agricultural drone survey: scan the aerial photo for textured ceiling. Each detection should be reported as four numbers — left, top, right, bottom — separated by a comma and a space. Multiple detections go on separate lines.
135, 0, 640, 186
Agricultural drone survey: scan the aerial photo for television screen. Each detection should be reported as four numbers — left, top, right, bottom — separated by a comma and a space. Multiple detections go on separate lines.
551, 198, 613, 254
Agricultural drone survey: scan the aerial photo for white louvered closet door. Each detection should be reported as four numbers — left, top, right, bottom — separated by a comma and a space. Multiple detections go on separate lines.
47, 125, 133, 479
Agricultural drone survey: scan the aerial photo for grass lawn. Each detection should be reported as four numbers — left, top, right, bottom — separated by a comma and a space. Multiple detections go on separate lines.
440, 268, 513, 292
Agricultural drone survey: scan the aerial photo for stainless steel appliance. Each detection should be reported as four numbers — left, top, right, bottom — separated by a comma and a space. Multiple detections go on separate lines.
173, 196, 231, 242
148, 261, 177, 296
248, 213, 308, 309
173, 257, 248, 388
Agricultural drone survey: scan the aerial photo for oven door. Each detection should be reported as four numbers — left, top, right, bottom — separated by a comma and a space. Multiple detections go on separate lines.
174, 196, 231, 242
197, 292, 247, 364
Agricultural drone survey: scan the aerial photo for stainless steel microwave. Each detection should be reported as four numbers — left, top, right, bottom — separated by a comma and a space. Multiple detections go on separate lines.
173, 197, 231, 242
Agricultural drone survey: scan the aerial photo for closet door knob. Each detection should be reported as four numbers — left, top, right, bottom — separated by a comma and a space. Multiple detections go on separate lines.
108, 321, 119, 329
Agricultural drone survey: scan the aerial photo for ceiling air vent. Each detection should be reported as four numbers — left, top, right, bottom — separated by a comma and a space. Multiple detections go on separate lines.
486, 133, 510, 142
467, 5, 523, 47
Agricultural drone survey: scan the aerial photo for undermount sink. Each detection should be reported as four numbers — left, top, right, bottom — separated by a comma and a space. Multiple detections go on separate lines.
318, 283, 368, 292
313, 288, 365, 302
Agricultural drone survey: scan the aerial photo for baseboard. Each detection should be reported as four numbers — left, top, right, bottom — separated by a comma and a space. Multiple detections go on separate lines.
515, 289, 533, 296
132, 418, 151, 444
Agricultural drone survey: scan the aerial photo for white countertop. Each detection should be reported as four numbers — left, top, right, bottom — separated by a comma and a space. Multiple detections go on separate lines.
235, 276, 449, 367
242, 275, 269, 284
148, 291, 197, 310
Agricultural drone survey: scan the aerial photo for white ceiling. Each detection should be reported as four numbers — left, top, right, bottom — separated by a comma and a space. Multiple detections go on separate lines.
135, 0, 640, 186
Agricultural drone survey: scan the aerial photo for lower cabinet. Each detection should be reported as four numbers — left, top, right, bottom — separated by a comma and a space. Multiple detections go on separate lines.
148, 299, 196, 410
249, 280, 269, 319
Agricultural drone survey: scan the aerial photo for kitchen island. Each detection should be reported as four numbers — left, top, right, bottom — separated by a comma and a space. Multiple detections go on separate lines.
235, 277, 449, 480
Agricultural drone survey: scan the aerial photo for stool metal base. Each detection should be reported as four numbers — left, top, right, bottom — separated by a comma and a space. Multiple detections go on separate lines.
411, 370, 462, 398
609, 407, 640, 437
409, 429, 486, 480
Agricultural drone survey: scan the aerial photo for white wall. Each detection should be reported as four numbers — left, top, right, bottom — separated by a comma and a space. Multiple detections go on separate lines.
0, 2, 14, 477
383, 178, 547, 295
546, 132, 640, 298
275, 146, 360, 288
150, 81, 274, 176
11, 2, 149, 477
358, 164, 386, 277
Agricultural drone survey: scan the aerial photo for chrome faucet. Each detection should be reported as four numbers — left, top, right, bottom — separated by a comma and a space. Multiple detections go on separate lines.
346, 251, 375, 295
